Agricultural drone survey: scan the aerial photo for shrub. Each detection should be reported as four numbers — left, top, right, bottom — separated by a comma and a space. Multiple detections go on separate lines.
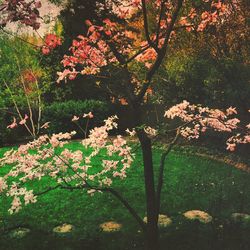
155, 53, 250, 111
0, 109, 23, 146
42, 100, 110, 136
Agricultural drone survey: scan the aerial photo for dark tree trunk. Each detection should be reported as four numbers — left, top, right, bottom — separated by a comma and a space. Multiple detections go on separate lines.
137, 130, 159, 250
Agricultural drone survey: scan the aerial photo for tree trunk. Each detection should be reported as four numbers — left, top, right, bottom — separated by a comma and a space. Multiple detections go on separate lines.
137, 130, 159, 250
145, 223, 159, 250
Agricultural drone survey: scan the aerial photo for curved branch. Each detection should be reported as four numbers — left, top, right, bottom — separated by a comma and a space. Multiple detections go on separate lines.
156, 129, 180, 215
0, 27, 41, 48
52, 152, 145, 230
99, 187, 146, 232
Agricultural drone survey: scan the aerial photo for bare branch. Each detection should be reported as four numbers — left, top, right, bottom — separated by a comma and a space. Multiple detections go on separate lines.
0, 27, 40, 48
3, 80, 34, 137
156, 128, 180, 215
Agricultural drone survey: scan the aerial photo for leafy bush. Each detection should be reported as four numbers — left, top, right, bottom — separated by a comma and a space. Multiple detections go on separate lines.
0, 108, 22, 146
0, 113, 9, 146
155, 52, 250, 111
42, 100, 111, 135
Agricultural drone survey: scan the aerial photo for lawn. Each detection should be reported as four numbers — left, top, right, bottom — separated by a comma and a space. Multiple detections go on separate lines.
0, 141, 250, 250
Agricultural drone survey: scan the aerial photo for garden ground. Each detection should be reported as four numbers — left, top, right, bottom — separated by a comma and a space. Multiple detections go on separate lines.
0, 142, 250, 250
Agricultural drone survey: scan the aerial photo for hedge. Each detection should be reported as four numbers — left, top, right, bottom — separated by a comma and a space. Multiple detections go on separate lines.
42, 100, 111, 136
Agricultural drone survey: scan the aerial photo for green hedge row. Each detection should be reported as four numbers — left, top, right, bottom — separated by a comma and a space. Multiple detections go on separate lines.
0, 100, 111, 145
42, 100, 110, 136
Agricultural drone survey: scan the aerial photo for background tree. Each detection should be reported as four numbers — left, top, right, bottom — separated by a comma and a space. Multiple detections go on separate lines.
40, 0, 109, 102
153, 0, 250, 111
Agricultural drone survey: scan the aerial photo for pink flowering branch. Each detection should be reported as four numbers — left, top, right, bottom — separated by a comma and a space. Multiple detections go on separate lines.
0, 115, 146, 230
125, 101, 249, 220
0, 116, 135, 213
72, 112, 94, 138
4, 80, 34, 136
164, 101, 248, 151
56, 0, 235, 107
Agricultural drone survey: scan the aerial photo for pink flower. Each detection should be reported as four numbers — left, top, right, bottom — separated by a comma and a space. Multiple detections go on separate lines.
19, 114, 29, 125
44, 34, 61, 48
126, 128, 136, 137
41, 122, 50, 129
57, 69, 78, 83
7, 118, 18, 129
226, 143, 236, 152
8, 196, 22, 214
144, 126, 157, 137
0, 177, 7, 192
72, 115, 80, 122
42, 46, 50, 55
83, 112, 94, 119
226, 107, 237, 116
42, 34, 62, 55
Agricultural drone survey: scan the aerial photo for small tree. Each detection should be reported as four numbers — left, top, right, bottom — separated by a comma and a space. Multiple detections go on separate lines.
0, 1, 249, 250
0, 33, 47, 140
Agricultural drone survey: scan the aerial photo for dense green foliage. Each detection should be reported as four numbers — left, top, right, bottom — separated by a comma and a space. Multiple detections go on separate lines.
0, 143, 249, 250
155, 51, 250, 111
0, 34, 49, 107
0, 99, 111, 145
42, 100, 110, 135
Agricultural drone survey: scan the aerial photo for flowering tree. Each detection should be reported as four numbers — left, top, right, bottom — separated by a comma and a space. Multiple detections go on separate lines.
0, 1, 249, 250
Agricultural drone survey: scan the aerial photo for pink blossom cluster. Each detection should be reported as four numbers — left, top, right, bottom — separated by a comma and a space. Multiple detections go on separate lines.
72, 112, 94, 122
105, 0, 141, 19
164, 101, 245, 148
7, 114, 29, 129
58, 19, 118, 81
197, 0, 228, 32
226, 112, 250, 151
135, 45, 158, 69
56, 0, 234, 82
0, 0, 41, 29
42, 34, 62, 55
144, 126, 158, 137
0, 116, 134, 213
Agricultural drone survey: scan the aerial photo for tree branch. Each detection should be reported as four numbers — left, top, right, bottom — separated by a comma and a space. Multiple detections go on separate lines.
3, 80, 34, 137
0, 27, 40, 48
125, 45, 150, 64
52, 152, 145, 231
100, 187, 146, 232
34, 185, 62, 196
156, 129, 180, 215
141, 0, 158, 52
156, 0, 167, 45
136, 0, 184, 102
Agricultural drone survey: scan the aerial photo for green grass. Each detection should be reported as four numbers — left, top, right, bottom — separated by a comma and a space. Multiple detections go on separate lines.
0, 141, 250, 250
